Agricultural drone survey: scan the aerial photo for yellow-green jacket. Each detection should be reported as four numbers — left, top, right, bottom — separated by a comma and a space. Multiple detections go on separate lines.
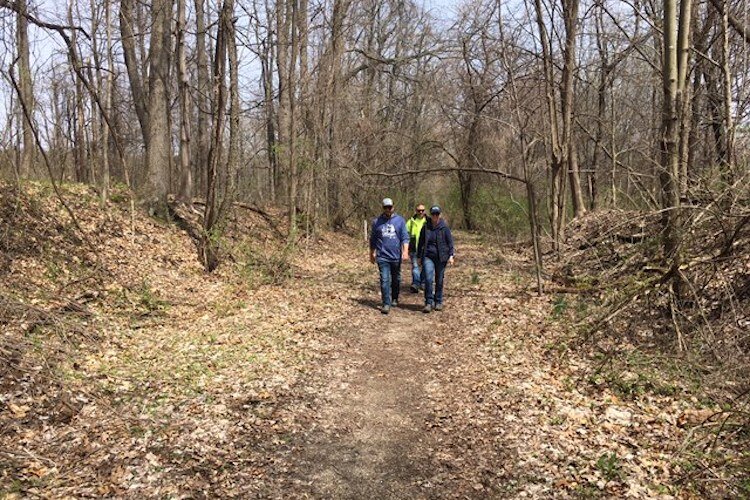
406, 215, 426, 254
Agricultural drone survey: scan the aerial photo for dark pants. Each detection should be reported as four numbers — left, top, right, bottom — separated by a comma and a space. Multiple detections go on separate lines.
423, 256, 446, 306
377, 260, 402, 306
410, 252, 423, 288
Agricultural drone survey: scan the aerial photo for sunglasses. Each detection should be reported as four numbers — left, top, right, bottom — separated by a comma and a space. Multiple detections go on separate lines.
383, 206, 393, 209
416, 209, 425, 213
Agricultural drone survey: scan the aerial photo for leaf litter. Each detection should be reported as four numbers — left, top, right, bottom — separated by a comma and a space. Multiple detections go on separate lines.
0, 182, 742, 498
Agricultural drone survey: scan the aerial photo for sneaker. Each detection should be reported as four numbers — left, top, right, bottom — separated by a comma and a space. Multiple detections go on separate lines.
434, 303, 444, 311
422, 304, 432, 313
381, 305, 390, 314
410, 285, 419, 293
392, 300, 398, 307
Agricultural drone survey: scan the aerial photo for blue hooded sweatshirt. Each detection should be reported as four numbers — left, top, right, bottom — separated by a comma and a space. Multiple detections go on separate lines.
370, 213, 409, 262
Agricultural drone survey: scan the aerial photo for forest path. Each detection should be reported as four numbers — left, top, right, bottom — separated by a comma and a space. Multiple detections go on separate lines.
262, 234, 545, 497
261, 233, 682, 498
274, 278, 444, 498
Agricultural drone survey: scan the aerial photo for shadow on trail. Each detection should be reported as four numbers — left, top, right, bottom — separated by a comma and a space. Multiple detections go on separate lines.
352, 297, 381, 311
352, 297, 426, 313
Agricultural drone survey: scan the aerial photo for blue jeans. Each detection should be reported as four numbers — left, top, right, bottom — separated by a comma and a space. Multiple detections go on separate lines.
410, 252, 423, 288
377, 260, 402, 306
423, 257, 446, 306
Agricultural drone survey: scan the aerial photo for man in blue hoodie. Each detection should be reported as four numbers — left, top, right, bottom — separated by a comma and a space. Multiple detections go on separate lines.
370, 198, 410, 314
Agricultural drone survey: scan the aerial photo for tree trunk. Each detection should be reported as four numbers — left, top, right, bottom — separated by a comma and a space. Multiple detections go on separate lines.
194, 0, 209, 196
661, 0, 692, 301
119, 0, 149, 149
203, 0, 231, 272
533, 0, 564, 251
144, 0, 172, 213
16, 0, 35, 179
69, 4, 87, 183
101, 0, 114, 203
562, 0, 586, 218
176, 0, 192, 203
276, 0, 291, 205
226, 0, 240, 204
327, 0, 349, 229
287, 0, 299, 240
261, 34, 277, 201
719, 0, 735, 179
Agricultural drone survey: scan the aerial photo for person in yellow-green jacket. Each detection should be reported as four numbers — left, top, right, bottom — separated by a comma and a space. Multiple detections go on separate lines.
405, 203, 427, 293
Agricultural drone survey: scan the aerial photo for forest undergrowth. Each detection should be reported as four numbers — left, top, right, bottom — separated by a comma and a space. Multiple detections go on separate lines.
0, 180, 748, 498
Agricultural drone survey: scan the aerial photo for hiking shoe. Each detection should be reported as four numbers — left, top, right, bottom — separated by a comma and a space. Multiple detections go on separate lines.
434, 303, 444, 311
422, 304, 432, 313
381, 305, 390, 314
410, 285, 419, 293
392, 300, 398, 307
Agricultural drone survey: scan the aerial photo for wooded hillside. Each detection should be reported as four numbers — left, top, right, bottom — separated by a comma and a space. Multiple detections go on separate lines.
1, 0, 750, 496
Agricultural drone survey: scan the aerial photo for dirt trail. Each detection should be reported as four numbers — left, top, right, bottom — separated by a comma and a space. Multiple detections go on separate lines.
262, 236, 524, 498
275, 289, 444, 498
259, 234, 689, 499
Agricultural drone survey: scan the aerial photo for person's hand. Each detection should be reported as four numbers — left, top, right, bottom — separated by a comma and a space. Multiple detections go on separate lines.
402, 250, 409, 261
448, 256, 455, 266
370, 253, 376, 264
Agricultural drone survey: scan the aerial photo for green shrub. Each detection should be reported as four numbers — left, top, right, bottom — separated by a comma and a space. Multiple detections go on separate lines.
596, 452, 623, 482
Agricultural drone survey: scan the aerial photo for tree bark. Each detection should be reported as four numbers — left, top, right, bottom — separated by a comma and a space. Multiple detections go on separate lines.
194, 0, 210, 196
119, 0, 149, 149
661, 0, 692, 300
176, 0, 192, 203
534, 0, 565, 251
16, 0, 35, 179
144, 0, 172, 212
562, 0, 586, 218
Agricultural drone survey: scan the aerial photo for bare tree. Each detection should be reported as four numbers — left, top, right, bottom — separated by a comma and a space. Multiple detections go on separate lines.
119, 0, 149, 149
660, 0, 692, 297
193, 0, 210, 196
14, 0, 35, 179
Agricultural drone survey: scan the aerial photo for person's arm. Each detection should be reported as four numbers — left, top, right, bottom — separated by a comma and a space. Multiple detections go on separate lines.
369, 219, 378, 263
446, 226, 455, 265
400, 218, 409, 261
417, 226, 426, 261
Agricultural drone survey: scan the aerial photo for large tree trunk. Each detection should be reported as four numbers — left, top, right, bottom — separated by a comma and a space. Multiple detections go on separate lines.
176, 0, 192, 203
144, 0, 172, 213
